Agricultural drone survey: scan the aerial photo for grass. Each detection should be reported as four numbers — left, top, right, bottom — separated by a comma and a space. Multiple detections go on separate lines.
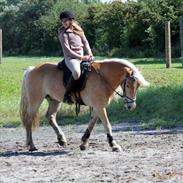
0, 57, 183, 129
0, 57, 59, 127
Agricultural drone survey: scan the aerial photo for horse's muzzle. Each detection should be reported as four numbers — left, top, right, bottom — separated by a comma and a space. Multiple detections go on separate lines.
125, 102, 136, 111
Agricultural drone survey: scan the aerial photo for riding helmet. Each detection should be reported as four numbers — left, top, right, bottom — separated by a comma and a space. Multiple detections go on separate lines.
59, 11, 75, 20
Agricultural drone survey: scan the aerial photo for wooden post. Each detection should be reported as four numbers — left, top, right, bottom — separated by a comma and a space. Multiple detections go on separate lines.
180, 16, 183, 66
0, 29, 2, 64
165, 21, 171, 68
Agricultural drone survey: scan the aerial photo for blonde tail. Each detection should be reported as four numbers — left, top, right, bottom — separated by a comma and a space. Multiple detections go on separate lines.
20, 66, 39, 130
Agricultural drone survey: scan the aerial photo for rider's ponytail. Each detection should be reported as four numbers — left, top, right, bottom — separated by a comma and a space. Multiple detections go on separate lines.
71, 21, 84, 38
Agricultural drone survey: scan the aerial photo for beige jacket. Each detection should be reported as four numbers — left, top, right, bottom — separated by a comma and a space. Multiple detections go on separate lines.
58, 28, 92, 60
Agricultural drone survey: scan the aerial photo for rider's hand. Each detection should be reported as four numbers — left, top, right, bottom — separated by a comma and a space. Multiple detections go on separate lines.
81, 55, 90, 61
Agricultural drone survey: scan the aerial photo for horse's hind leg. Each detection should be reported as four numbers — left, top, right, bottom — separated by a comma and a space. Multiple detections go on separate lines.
96, 107, 122, 152
26, 123, 37, 151
46, 98, 67, 146
80, 109, 98, 150
24, 100, 43, 151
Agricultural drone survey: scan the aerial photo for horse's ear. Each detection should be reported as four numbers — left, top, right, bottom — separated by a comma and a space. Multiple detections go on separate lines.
124, 67, 133, 77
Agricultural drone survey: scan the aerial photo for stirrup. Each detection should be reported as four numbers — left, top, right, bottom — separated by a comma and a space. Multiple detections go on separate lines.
63, 93, 73, 104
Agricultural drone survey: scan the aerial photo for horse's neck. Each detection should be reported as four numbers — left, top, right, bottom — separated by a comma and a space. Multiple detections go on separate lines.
98, 62, 125, 89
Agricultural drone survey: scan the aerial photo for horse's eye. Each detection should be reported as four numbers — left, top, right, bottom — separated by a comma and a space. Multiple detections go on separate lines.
126, 85, 129, 88
128, 76, 135, 81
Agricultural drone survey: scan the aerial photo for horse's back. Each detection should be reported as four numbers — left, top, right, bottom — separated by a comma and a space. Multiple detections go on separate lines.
29, 62, 63, 80
34, 62, 60, 74
25, 63, 64, 101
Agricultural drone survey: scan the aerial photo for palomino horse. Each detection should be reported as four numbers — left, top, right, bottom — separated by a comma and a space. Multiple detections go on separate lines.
20, 59, 149, 152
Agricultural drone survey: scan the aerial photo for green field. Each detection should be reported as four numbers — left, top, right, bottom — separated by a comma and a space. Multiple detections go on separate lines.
0, 57, 183, 129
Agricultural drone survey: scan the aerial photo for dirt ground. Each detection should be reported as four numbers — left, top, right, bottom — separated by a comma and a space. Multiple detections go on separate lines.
0, 124, 183, 183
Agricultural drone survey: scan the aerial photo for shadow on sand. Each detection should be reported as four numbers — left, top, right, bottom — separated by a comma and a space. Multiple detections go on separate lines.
130, 129, 183, 135
0, 149, 70, 158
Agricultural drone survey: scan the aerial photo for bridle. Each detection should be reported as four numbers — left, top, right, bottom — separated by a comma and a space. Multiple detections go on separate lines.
122, 76, 137, 104
94, 67, 137, 104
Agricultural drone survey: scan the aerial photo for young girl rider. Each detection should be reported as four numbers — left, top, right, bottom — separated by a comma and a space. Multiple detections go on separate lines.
58, 10, 93, 104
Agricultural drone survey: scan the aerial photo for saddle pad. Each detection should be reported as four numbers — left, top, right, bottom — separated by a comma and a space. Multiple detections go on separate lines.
58, 59, 91, 93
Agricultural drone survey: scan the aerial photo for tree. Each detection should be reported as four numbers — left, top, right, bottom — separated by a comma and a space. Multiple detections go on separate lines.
0, 0, 182, 57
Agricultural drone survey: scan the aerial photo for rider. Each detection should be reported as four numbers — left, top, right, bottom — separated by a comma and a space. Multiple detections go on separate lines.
58, 10, 93, 104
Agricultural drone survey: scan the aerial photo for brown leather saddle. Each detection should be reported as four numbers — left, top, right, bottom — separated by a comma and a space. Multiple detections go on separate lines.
58, 59, 91, 115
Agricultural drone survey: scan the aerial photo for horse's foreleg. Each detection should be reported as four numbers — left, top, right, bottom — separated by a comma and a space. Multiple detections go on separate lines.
96, 108, 122, 152
46, 99, 67, 146
80, 110, 98, 150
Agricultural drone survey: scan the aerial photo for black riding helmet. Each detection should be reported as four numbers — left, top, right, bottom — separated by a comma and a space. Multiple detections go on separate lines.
59, 11, 75, 20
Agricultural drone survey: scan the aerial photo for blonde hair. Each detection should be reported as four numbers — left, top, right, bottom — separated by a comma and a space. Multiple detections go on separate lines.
71, 21, 84, 38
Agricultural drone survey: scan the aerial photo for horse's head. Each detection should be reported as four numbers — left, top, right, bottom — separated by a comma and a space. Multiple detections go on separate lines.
121, 67, 149, 111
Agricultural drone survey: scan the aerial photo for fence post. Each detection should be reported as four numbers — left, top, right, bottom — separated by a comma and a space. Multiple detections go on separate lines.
0, 29, 2, 64
180, 16, 183, 66
165, 21, 171, 68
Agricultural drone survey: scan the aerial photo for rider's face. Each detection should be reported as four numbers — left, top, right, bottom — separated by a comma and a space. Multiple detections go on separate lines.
62, 18, 72, 29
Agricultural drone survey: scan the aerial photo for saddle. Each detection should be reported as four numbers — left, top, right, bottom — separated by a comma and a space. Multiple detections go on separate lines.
58, 59, 91, 115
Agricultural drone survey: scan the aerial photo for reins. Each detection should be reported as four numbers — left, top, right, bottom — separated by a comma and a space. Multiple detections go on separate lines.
92, 63, 136, 104
96, 69, 124, 98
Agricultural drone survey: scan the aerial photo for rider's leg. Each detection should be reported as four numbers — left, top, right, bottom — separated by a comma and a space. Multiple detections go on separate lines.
63, 58, 81, 103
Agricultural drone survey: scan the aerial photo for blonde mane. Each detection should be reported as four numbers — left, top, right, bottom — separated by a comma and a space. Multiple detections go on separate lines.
94, 58, 149, 86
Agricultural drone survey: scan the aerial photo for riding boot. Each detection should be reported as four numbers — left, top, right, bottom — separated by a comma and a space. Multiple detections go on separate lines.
63, 76, 76, 104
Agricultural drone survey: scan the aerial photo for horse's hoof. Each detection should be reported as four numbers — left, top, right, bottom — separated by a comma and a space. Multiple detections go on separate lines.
80, 144, 88, 151
57, 136, 67, 147
58, 140, 67, 147
112, 145, 122, 152
29, 147, 38, 152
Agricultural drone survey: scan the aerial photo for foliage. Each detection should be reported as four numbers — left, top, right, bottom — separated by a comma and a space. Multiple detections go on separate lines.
0, 0, 182, 57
